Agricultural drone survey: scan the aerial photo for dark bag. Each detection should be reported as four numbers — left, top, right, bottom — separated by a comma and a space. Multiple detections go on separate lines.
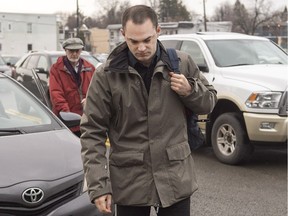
167, 48, 205, 150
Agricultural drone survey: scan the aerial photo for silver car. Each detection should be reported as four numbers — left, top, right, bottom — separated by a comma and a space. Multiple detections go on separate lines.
0, 73, 101, 215
0, 55, 12, 77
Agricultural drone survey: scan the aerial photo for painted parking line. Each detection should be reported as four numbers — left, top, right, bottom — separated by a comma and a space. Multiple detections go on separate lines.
6, 109, 42, 124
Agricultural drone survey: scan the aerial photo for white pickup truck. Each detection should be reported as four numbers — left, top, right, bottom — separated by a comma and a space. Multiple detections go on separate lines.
159, 32, 287, 165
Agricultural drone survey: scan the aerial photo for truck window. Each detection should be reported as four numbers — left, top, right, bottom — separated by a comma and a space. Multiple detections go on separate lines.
181, 41, 206, 66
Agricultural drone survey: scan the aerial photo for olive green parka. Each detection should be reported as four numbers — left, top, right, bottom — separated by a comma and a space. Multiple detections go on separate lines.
80, 41, 217, 208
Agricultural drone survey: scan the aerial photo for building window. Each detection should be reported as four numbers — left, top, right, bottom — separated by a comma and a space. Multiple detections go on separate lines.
8, 23, 12, 31
0, 43, 2, 51
27, 23, 32, 33
27, 44, 32, 51
110, 31, 114, 40
0, 22, 2, 33
59, 25, 64, 34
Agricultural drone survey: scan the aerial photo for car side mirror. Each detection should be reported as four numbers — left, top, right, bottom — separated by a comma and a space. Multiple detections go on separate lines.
58, 111, 81, 128
198, 64, 209, 73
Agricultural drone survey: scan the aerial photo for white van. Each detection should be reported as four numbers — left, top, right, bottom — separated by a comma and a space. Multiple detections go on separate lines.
159, 32, 288, 164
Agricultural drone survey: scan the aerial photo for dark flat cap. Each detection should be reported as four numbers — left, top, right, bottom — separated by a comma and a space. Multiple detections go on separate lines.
62, 38, 84, 49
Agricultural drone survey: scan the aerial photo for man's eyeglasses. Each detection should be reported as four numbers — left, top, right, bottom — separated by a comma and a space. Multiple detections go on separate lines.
66, 49, 81, 53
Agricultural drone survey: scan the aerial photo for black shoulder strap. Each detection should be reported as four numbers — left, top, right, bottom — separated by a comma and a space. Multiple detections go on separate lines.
166, 48, 180, 74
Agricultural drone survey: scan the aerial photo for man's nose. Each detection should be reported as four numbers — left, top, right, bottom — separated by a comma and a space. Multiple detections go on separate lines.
138, 43, 146, 51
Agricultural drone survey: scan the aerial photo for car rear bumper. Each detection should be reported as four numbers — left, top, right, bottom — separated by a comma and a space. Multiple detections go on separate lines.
47, 192, 102, 216
244, 112, 288, 142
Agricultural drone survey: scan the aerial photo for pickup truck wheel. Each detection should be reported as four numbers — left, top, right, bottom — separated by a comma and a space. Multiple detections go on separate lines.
211, 113, 253, 165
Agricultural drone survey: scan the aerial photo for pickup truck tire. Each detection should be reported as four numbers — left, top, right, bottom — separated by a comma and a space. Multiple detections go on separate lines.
211, 112, 253, 165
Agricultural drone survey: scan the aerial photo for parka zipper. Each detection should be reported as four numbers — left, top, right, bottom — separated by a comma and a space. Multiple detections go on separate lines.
154, 203, 160, 214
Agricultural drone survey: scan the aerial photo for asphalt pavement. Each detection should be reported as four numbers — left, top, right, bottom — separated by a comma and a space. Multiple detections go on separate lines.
150, 145, 287, 216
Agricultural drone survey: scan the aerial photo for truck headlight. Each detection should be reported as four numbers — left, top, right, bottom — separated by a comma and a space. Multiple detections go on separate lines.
245, 92, 282, 108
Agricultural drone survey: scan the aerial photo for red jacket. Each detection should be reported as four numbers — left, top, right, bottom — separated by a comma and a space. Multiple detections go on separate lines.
49, 56, 95, 131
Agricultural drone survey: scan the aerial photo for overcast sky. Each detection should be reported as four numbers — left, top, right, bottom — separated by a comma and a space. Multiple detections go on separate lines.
0, 0, 287, 18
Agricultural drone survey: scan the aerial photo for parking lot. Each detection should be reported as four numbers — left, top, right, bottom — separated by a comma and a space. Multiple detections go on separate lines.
150, 145, 287, 216
2, 74, 286, 216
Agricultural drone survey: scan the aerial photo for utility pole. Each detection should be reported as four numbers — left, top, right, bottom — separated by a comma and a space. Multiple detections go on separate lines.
76, 0, 79, 37
203, 0, 207, 31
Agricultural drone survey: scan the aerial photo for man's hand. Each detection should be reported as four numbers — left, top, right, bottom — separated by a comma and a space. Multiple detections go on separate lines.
94, 194, 112, 214
81, 98, 86, 107
170, 72, 192, 96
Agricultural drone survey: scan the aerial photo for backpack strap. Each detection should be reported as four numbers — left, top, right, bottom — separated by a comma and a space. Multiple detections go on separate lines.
166, 48, 180, 73
167, 49, 205, 149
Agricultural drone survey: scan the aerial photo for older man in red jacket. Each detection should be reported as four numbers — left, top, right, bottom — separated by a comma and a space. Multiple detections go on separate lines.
49, 37, 95, 137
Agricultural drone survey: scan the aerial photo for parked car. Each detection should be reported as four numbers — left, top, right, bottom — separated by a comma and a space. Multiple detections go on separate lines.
2, 54, 21, 66
0, 73, 101, 215
94, 53, 109, 63
14, 50, 101, 107
0, 54, 13, 77
159, 32, 288, 165
1, 54, 21, 79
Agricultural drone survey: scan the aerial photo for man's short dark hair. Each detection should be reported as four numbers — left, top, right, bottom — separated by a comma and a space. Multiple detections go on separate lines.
121, 5, 158, 30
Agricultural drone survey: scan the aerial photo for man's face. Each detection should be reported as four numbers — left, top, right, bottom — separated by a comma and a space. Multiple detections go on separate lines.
121, 19, 161, 66
65, 49, 82, 64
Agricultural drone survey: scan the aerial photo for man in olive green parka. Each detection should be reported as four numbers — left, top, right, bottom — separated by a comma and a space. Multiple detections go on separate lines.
80, 5, 217, 216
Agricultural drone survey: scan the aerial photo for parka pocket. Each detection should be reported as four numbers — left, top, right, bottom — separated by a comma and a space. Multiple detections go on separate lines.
166, 143, 197, 199
109, 151, 148, 205
110, 152, 144, 167
166, 142, 191, 161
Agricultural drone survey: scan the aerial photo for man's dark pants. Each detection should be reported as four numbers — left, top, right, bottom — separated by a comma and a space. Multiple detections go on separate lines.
116, 197, 190, 216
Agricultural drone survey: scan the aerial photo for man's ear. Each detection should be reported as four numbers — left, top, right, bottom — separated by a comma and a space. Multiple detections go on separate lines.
156, 25, 161, 37
120, 28, 125, 37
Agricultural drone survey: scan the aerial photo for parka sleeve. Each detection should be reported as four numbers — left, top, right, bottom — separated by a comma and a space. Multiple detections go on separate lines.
80, 66, 112, 203
178, 53, 217, 115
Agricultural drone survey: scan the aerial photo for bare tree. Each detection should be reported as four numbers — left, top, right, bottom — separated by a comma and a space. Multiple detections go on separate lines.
93, 0, 131, 27
233, 0, 269, 34
66, 11, 85, 30
146, 0, 160, 10
64, 0, 131, 29
211, 3, 234, 22
211, 0, 284, 35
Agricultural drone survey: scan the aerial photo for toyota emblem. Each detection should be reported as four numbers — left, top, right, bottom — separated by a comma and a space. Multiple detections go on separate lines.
22, 187, 44, 204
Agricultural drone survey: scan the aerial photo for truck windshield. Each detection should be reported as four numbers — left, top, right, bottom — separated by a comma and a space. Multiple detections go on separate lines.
205, 39, 288, 67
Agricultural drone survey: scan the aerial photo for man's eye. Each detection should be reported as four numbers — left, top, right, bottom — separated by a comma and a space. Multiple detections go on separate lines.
144, 39, 151, 43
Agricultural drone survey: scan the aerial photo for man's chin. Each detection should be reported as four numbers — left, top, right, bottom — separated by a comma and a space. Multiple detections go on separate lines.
136, 56, 151, 64
68, 58, 80, 63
